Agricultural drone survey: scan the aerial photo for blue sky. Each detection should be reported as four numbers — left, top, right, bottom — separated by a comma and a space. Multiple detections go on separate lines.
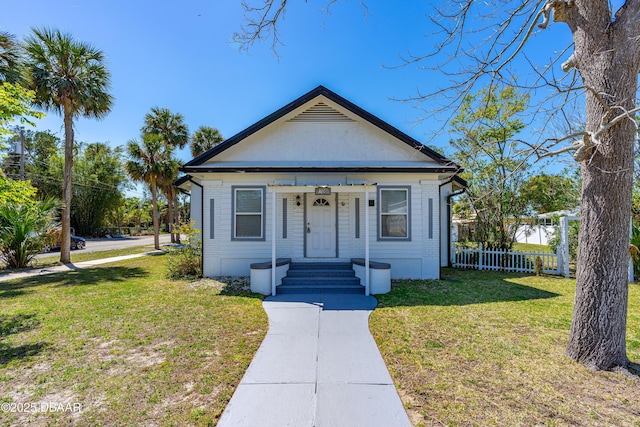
2, 0, 575, 167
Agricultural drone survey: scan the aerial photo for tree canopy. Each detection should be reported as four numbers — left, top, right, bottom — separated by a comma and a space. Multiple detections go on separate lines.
191, 126, 224, 157
0, 82, 44, 138
450, 86, 530, 250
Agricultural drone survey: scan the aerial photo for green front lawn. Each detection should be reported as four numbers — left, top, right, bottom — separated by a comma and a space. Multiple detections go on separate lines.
371, 269, 640, 427
4, 255, 639, 426
0, 254, 266, 426
1, 246, 160, 272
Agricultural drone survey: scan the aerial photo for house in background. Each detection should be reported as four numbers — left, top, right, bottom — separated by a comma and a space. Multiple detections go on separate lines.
177, 86, 466, 295
514, 207, 580, 246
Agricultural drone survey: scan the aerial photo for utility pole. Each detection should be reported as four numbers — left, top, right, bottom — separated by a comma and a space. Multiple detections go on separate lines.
19, 127, 25, 180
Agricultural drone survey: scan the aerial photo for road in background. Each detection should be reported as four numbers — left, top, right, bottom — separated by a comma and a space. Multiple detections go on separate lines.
36, 235, 173, 257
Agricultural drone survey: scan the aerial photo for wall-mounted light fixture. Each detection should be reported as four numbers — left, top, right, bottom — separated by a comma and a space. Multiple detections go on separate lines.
296, 195, 301, 206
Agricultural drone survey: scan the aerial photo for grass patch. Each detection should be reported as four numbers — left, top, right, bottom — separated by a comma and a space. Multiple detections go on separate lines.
35, 246, 158, 266
0, 254, 266, 426
371, 269, 640, 427
0, 246, 159, 272
512, 242, 553, 253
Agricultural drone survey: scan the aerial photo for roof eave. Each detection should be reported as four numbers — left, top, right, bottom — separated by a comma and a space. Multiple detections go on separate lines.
184, 85, 461, 169
180, 165, 460, 174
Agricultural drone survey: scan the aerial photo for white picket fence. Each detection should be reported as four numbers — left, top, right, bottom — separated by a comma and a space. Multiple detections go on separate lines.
453, 243, 559, 275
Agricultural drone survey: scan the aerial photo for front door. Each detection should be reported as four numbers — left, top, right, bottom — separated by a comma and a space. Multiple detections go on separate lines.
307, 196, 336, 257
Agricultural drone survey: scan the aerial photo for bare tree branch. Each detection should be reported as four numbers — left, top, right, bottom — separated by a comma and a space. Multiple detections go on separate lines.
233, 0, 289, 54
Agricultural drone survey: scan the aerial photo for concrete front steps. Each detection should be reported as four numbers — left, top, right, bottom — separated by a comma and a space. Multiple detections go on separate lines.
279, 262, 365, 294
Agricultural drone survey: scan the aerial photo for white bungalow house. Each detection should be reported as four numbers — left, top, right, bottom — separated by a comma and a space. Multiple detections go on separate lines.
177, 86, 466, 295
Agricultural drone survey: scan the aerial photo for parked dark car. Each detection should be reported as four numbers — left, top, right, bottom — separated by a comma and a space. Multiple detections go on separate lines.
43, 235, 86, 252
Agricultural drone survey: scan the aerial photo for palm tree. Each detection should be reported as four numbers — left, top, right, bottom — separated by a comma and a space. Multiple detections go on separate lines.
142, 107, 189, 149
125, 134, 170, 250
142, 107, 188, 243
191, 126, 224, 157
24, 28, 112, 263
157, 156, 181, 241
0, 31, 22, 84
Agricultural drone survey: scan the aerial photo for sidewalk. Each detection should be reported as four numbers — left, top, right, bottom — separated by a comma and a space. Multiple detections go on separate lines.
217, 293, 411, 427
0, 251, 162, 282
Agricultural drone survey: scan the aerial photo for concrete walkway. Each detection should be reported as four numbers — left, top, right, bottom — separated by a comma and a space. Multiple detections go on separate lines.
217, 293, 412, 427
0, 251, 162, 282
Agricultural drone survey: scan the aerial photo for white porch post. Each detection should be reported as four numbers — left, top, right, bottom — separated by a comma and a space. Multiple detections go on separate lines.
364, 188, 370, 296
560, 216, 570, 278
271, 189, 277, 296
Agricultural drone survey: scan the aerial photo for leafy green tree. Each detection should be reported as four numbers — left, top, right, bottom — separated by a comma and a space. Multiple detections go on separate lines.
105, 199, 126, 234
124, 197, 152, 230
126, 133, 172, 250
70, 142, 127, 235
2, 128, 61, 194
449, 86, 530, 250
0, 82, 44, 138
191, 126, 224, 157
24, 27, 113, 263
142, 107, 189, 243
520, 172, 581, 215
0, 175, 38, 208
22, 130, 61, 197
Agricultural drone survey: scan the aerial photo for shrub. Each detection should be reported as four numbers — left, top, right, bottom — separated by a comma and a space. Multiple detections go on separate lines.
166, 221, 202, 279
0, 198, 59, 269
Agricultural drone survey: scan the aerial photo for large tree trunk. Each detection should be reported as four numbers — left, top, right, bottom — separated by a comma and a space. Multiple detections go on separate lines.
565, 2, 638, 370
151, 178, 160, 250
60, 107, 74, 264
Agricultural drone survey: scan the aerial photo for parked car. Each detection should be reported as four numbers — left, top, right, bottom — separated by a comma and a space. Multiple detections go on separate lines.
42, 235, 86, 252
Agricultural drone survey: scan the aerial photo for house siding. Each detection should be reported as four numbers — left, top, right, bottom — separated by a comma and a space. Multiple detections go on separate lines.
200, 172, 443, 279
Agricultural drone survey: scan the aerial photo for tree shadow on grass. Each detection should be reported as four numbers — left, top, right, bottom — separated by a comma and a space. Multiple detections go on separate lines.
0, 312, 48, 365
0, 289, 31, 299
189, 276, 265, 300
0, 342, 49, 365
377, 269, 560, 308
0, 266, 149, 292
625, 361, 640, 379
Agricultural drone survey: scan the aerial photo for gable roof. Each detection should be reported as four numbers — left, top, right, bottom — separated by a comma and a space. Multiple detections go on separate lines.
181, 85, 461, 173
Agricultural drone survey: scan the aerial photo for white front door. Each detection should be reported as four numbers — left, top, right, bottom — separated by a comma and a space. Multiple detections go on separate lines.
307, 196, 336, 257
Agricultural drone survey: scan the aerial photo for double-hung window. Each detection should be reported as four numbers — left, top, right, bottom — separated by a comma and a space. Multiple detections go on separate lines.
378, 186, 410, 240
232, 187, 265, 240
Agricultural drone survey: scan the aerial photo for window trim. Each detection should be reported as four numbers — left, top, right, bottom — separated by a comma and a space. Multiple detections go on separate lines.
231, 186, 266, 241
377, 186, 411, 241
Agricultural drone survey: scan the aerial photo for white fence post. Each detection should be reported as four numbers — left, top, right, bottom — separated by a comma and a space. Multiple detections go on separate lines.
478, 243, 483, 270
560, 216, 570, 278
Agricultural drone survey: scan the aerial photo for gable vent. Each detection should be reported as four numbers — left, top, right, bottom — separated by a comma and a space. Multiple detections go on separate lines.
288, 102, 356, 123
